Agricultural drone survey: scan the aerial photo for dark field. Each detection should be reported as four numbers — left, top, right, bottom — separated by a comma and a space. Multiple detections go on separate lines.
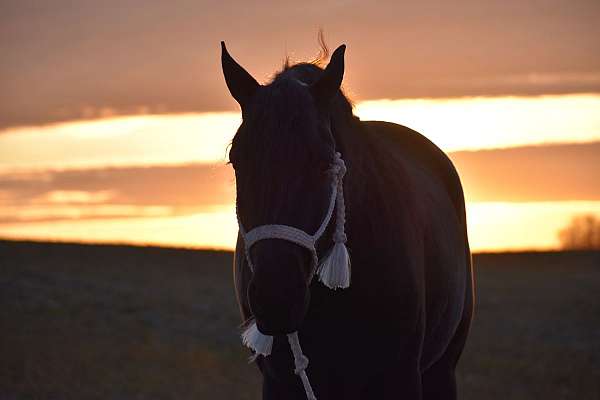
1, 240, 599, 399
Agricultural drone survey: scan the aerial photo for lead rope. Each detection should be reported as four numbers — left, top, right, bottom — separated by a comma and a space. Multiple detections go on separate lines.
288, 332, 317, 400
238, 152, 350, 400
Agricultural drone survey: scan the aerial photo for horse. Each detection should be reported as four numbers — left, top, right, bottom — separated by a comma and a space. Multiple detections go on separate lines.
221, 41, 474, 400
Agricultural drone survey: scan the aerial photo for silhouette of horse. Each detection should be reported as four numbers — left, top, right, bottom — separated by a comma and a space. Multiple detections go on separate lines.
222, 41, 474, 400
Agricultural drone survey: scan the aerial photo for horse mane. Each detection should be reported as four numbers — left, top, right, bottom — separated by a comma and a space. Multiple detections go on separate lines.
278, 32, 354, 113
282, 30, 330, 70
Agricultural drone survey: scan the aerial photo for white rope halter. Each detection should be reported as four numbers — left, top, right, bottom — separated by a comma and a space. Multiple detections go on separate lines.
237, 151, 351, 400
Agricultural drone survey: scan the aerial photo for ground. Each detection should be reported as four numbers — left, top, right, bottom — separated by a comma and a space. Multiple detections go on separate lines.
1, 240, 598, 399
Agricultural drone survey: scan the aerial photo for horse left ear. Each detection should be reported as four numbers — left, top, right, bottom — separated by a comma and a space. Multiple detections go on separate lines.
221, 41, 260, 108
311, 44, 346, 105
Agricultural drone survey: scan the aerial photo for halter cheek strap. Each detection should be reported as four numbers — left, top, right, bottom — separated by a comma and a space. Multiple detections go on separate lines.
237, 152, 351, 400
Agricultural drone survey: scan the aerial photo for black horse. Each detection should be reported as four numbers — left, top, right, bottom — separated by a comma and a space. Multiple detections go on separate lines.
222, 41, 474, 399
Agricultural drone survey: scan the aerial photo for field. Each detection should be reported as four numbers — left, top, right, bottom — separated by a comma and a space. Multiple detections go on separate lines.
1, 240, 599, 399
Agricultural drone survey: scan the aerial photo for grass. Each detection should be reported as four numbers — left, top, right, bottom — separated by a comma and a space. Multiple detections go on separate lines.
457, 251, 600, 399
1, 240, 598, 399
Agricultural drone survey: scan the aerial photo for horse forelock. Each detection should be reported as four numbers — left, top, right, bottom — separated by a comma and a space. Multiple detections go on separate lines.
231, 77, 323, 174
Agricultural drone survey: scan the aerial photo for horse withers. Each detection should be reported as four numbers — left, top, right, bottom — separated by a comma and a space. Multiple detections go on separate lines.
221, 41, 474, 400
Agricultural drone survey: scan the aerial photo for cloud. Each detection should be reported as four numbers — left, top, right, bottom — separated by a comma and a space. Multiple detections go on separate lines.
0, 163, 235, 223
37, 190, 117, 204
0, 113, 240, 170
1, 142, 599, 225
2, 0, 600, 129
0, 204, 173, 224
2, 95, 599, 173
450, 142, 600, 202
1, 141, 599, 251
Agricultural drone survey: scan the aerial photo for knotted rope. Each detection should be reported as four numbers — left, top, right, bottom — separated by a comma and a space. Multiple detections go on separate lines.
237, 152, 351, 400
288, 332, 317, 400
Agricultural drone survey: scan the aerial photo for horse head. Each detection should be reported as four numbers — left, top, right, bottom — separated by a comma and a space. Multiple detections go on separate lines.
222, 42, 347, 335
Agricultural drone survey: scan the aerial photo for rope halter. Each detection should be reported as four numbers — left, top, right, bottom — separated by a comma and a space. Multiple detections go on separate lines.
237, 151, 351, 400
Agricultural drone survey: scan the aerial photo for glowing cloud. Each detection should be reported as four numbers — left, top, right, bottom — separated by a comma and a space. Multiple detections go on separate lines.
355, 94, 600, 151
2, 95, 600, 172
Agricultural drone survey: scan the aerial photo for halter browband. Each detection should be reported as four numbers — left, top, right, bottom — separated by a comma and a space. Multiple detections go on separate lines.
236, 151, 350, 400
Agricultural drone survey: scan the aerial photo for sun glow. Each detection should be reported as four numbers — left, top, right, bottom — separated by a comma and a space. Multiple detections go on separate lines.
2, 201, 600, 252
0, 206, 238, 250
466, 201, 600, 252
1, 94, 599, 252
355, 94, 600, 151
0, 113, 241, 172
1, 94, 599, 172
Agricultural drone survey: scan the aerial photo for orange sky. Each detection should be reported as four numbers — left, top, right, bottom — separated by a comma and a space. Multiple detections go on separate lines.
1, 1, 600, 251
2, 1, 600, 128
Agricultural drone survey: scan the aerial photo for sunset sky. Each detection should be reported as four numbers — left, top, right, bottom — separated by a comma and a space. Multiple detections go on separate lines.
1, 1, 599, 252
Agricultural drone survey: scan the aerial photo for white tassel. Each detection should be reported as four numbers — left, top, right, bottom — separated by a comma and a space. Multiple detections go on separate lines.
241, 320, 273, 357
317, 242, 351, 289
317, 152, 351, 290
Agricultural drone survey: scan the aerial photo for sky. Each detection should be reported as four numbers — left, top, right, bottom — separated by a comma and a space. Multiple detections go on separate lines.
1, 1, 599, 251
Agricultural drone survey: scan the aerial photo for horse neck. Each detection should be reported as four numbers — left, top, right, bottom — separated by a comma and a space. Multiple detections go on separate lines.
330, 112, 371, 200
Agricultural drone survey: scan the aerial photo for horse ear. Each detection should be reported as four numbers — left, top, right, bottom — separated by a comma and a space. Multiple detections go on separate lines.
311, 44, 346, 105
221, 41, 260, 108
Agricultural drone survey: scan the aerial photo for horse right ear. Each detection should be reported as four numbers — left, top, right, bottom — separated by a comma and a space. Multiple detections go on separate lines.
311, 44, 346, 106
221, 41, 260, 108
